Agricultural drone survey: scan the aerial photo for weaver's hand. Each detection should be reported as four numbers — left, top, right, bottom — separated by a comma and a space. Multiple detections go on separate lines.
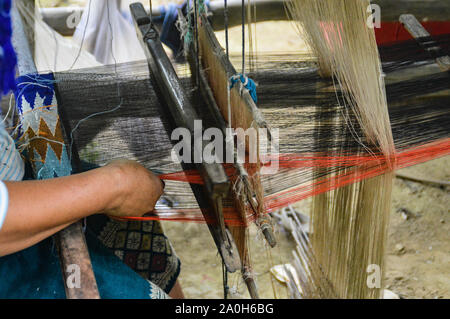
0, 159, 164, 256
101, 160, 164, 218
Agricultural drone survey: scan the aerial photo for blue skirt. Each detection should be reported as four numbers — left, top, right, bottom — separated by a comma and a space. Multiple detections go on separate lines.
0, 222, 176, 299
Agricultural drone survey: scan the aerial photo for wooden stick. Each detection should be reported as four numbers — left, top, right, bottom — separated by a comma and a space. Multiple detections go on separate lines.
56, 223, 100, 299
396, 172, 450, 187
400, 14, 450, 72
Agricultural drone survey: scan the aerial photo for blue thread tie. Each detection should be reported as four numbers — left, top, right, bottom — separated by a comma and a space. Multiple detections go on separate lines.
229, 74, 257, 103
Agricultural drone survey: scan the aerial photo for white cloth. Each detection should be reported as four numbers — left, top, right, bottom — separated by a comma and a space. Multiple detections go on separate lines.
0, 116, 25, 231
73, 0, 146, 65
16, 1, 101, 72
0, 122, 24, 182
0, 181, 8, 230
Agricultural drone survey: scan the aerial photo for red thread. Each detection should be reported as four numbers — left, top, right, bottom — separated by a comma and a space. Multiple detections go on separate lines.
123, 138, 449, 226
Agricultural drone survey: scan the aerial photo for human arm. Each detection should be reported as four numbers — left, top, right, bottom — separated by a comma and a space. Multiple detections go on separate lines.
0, 160, 164, 257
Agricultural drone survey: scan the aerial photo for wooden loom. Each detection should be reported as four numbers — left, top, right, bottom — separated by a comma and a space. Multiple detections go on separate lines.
10, 0, 449, 299
129, 0, 449, 299
130, 1, 278, 298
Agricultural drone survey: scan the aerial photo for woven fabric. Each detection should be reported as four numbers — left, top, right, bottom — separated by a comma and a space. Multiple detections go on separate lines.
88, 215, 180, 293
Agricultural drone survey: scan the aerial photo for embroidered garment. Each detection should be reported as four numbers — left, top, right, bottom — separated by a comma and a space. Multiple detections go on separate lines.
15, 73, 71, 179
88, 215, 180, 292
0, 73, 180, 298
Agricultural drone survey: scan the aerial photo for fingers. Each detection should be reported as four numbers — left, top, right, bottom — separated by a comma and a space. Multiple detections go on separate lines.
101, 159, 165, 218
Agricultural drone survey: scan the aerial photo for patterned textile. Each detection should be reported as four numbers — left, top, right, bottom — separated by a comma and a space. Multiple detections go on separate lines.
88, 215, 180, 292
15, 73, 71, 179
0, 73, 180, 298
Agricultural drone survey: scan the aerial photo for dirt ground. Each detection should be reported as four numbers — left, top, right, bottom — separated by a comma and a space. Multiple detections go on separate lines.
385, 158, 449, 299
37, 1, 449, 299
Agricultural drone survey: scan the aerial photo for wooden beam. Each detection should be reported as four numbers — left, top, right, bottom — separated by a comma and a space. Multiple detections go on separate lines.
41, 6, 83, 37
208, 0, 288, 31
56, 222, 100, 299
40, 0, 450, 36
400, 14, 450, 71
375, 0, 450, 22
